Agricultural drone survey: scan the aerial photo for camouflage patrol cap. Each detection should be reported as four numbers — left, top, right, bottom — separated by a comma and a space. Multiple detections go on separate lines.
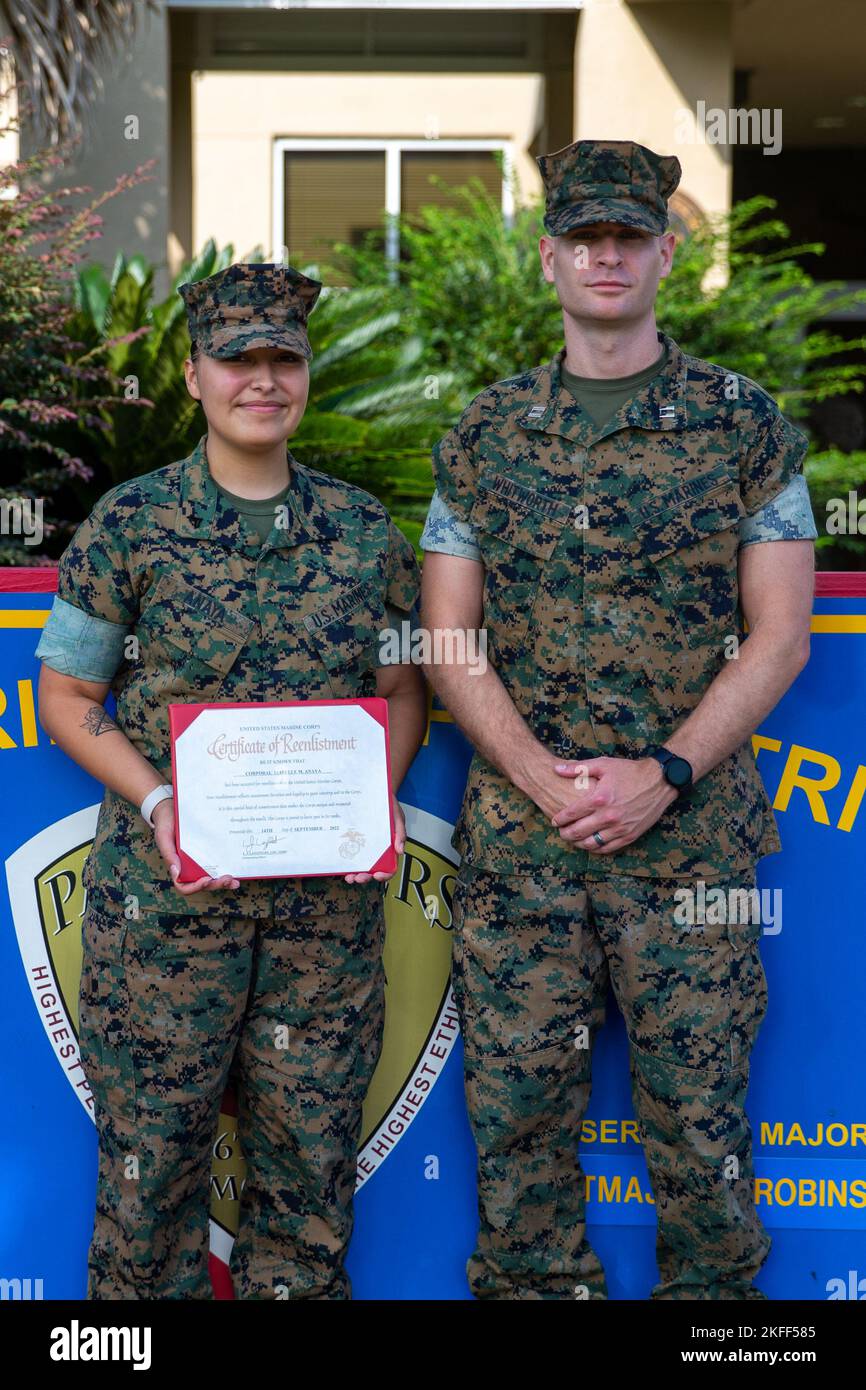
536, 139, 681, 236
178, 262, 323, 361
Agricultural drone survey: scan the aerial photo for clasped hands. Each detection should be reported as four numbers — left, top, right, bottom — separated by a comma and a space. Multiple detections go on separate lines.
536, 754, 679, 856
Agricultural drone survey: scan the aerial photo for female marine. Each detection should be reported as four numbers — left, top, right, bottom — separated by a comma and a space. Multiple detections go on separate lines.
35, 262, 426, 1299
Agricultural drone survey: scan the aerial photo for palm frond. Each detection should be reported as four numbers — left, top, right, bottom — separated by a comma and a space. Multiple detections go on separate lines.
2, 0, 159, 141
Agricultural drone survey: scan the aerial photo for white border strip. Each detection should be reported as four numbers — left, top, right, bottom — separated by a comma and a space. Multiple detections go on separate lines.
209, 1218, 234, 1267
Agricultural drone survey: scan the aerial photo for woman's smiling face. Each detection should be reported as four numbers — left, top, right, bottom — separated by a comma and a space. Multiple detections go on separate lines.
184, 345, 310, 447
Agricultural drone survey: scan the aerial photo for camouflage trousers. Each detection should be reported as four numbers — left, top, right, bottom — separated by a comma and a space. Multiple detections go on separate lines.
77, 881, 386, 1299
450, 863, 771, 1300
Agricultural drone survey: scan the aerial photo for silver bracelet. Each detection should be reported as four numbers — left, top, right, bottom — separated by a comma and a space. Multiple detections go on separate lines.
141, 783, 174, 828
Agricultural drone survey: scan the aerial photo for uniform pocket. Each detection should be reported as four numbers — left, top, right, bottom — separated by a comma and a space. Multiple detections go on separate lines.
613, 875, 767, 1073
449, 865, 597, 1058
724, 905, 769, 1066
79, 898, 137, 1124
107, 902, 254, 1109
302, 579, 384, 696
470, 476, 569, 643
260, 878, 386, 1045
470, 478, 569, 558
633, 474, 746, 652
137, 573, 255, 697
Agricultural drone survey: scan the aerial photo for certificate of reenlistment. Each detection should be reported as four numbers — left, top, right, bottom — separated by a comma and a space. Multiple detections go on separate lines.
168, 698, 396, 881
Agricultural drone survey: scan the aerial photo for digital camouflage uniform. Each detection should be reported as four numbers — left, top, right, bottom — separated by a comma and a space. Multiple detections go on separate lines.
426, 141, 813, 1299
36, 264, 420, 1299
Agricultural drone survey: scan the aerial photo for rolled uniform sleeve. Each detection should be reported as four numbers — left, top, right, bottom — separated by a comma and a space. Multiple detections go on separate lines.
738, 473, 817, 546
34, 505, 136, 681
35, 596, 131, 681
420, 488, 483, 559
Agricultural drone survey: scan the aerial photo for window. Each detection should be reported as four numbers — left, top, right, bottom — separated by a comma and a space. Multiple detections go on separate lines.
283, 150, 388, 258
274, 138, 513, 275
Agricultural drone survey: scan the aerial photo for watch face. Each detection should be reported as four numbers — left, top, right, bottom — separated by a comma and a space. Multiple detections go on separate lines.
666, 756, 692, 789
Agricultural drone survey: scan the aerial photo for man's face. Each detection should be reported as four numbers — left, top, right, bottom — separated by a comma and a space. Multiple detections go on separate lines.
539, 220, 676, 327
184, 345, 310, 448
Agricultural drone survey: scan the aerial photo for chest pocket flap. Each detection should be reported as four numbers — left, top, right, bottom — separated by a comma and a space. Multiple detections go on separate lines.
634, 466, 746, 560
141, 573, 255, 674
470, 473, 571, 558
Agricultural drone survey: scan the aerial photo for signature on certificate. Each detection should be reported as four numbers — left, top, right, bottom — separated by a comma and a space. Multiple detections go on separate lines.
241, 832, 288, 854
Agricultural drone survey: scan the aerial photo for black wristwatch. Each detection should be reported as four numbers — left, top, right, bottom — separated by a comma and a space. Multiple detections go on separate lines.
647, 746, 693, 798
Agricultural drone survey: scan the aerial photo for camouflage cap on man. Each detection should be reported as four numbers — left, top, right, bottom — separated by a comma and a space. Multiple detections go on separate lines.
536, 139, 681, 236
178, 262, 323, 361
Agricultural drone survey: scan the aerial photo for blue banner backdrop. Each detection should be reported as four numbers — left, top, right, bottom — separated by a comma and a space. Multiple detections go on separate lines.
1, 569, 864, 1301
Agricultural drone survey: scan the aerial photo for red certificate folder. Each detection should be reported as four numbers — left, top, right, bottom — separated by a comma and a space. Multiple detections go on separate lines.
168, 697, 397, 882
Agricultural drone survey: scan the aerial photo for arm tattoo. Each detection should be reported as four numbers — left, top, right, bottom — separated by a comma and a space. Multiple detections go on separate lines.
81, 704, 120, 737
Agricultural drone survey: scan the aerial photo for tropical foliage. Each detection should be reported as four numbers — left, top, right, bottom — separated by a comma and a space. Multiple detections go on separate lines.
0, 122, 154, 562
3, 153, 865, 564
329, 178, 866, 418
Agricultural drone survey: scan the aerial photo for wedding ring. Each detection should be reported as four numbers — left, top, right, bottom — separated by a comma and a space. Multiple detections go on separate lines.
593, 831, 605, 847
